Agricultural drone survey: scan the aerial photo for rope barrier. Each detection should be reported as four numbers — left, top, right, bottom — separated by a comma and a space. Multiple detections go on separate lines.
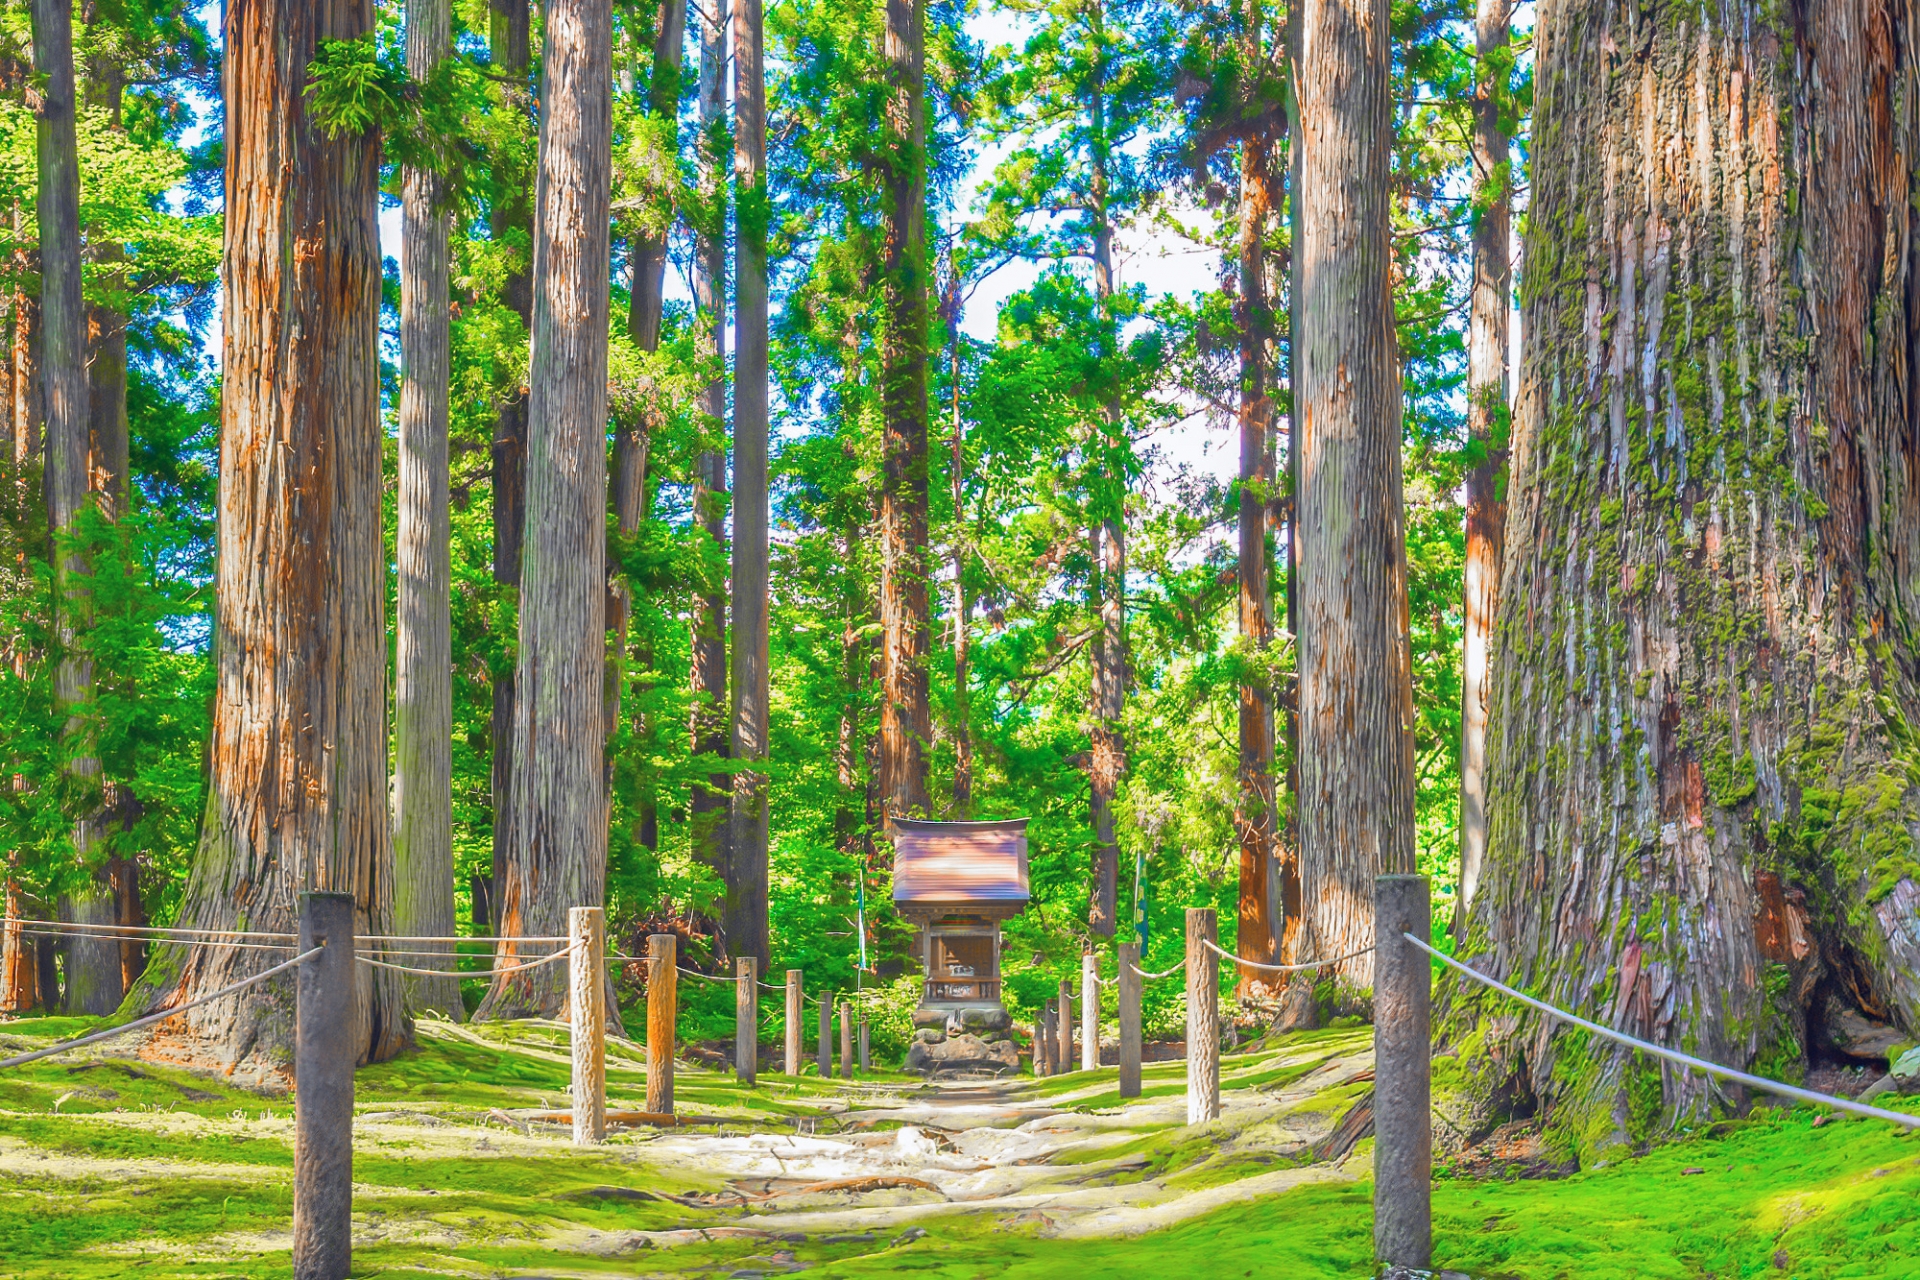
355, 947, 574, 980
358, 933, 569, 945
672, 965, 735, 983
1129, 958, 1186, 981
9, 918, 297, 943
0, 945, 324, 1070
1405, 932, 1920, 1130
1200, 937, 1378, 974
13, 926, 296, 953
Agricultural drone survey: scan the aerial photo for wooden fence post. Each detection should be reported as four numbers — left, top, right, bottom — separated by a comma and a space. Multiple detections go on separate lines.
1036, 1001, 1052, 1075
858, 1018, 870, 1072
1117, 941, 1141, 1099
785, 969, 802, 1075
1375, 874, 1432, 1270
569, 907, 606, 1144
1057, 977, 1073, 1072
817, 993, 832, 1078
735, 956, 758, 1085
1081, 951, 1099, 1070
839, 1000, 853, 1077
1186, 907, 1219, 1124
293, 891, 354, 1280
645, 933, 676, 1115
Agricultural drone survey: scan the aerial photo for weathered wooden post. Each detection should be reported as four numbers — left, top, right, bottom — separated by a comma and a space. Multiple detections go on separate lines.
1375, 874, 1432, 1270
735, 956, 758, 1085
645, 932, 676, 1115
858, 1018, 870, 1072
569, 907, 606, 1144
1081, 951, 1100, 1070
817, 993, 832, 1078
1117, 941, 1141, 1099
1038, 1001, 1055, 1075
839, 1000, 853, 1077
294, 891, 354, 1280
785, 969, 803, 1075
1056, 977, 1073, 1072
1185, 907, 1219, 1124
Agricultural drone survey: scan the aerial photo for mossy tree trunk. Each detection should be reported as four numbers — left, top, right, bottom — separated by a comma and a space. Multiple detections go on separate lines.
130, 0, 407, 1072
1452, 0, 1920, 1149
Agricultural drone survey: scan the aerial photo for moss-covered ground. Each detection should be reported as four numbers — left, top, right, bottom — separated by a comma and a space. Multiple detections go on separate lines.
1, 1014, 1916, 1278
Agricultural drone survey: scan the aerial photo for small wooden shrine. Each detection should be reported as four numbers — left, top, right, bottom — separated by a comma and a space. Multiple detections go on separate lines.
891, 817, 1030, 1014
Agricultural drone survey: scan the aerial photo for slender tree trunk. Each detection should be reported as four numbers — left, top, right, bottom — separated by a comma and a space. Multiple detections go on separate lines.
726, 0, 771, 964
1, 874, 35, 1012
1235, 127, 1279, 983
688, 0, 731, 923
394, 0, 460, 1017
947, 278, 972, 818
34, 0, 116, 1018
1294, 0, 1413, 1001
1455, 0, 1510, 929
879, 0, 932, 823
1085, 48, 1124, 938
1277, 0, 1306, 972
1447, 0, 1920, 1150
488, 0, 532, 934
614, 0, 685, 856
10, 203, 38, 482
478, 0, 613, 1020
128, 0, 407, 1072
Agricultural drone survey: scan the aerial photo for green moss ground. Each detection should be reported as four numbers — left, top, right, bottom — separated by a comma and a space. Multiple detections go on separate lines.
1, 1015, 1917, 1278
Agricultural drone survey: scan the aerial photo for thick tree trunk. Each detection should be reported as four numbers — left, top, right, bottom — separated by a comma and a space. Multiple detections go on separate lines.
687, 0, 731, 926
1294, 0, 1413, 1000
34, 0, 117, 1018
1448, 0, 1920, 1151
1456, 0, 1511, 929
1, 875, 35, 1012
394, 0, 461, 1017
1235, 128, 1279, 983
10, 203, 38, 479
84, 60, 128, 524
726, 0, 771, 965
488, 0, 532, 935
129, 0, 406, 1073
878, 0, 932, 824
478, 0, 612, 1020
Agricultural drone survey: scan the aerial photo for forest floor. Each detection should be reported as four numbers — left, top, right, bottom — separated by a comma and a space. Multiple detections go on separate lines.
1, 1015, 1918, 1278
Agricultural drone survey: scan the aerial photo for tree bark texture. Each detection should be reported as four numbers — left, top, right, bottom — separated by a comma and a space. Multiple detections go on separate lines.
394, 0, 460, 1018
727, 0, 771, 965
1457, 0, 1511, 926
35, 0, 117, 1018
1294, 0, 1415, 999
947, 282, 972, 817
10, 202, 39, 482
1236, 127, 1280, 979
84, 60, 128, 524
488, 0, 532, 934
1447, 0, 1920, 1147
688, 0, 731, 912
1, 876, 36, 1012
878, 0, 933, 824
479, 0, 613, 1020
129, 0, 406, 1073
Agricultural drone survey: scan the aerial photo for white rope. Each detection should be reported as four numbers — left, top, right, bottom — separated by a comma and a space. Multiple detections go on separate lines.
12, 918, 296, 943
14, 926, 296, 953
355, 946, 574, 979
0, 946, 324, 1070
1406, 932, 1920, 1130
357, 933, 568, 945
1129, 958, 1187, 981
353, 946, 534, 959
1201, 937, 1378, 974
674, 965, 734, 982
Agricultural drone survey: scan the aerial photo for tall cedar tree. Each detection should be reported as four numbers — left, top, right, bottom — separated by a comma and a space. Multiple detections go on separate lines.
479, 0, 614, 1018
1455, 0, 1509, 925
1294, 0, 1415, 995
1447, 0, 1920, 1146
487, 0, 532, 933
130, 0, 407, 1070
688, 0, 732, 920
394, 0, 460, 1016
878, 0, 932, 822
728, 0, 772, 963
